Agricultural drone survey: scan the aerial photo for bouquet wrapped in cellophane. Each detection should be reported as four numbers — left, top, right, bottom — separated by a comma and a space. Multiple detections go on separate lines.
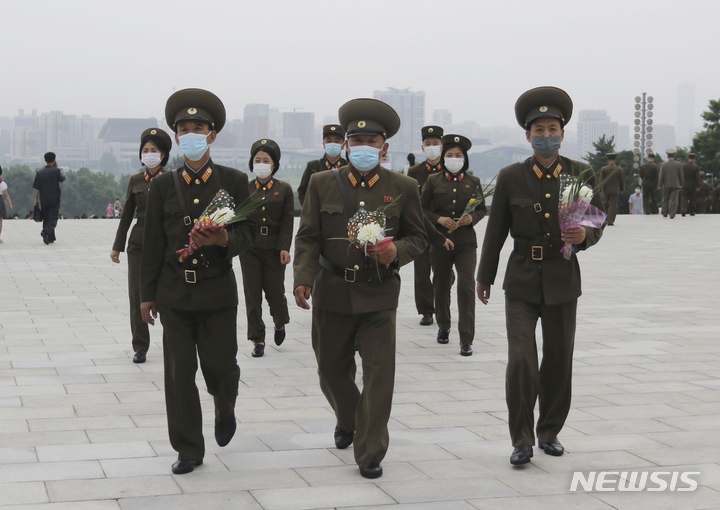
448, 176, 495, 233
331, 196, 401, 281
557, 169, 608, 260
176, 189, 261, 262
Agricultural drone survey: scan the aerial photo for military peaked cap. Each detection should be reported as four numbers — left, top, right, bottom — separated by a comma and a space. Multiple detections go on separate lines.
322, 124, 345, 139
515, 86, 573, 129
165, 88, 226, 133
338, 98, 400, 139
140, 127, 172, 152
421, 125, 444, 140
441, 134, 472, 152
251, 138, 281, 162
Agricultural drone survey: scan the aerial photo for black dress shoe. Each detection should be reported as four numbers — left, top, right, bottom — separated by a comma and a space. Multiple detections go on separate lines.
41, 232, 50, 245
420, 314, 434, 326
252, 343, 265, 358
460, 343, 472, 356
510, 446, 533, 465
215, 412, 237, 447
682, 213, 686, 217
334, 426, 354, 449
133, 350, 146, 363
171, 458, 202, 474
538, 437, 564, 456
359, 464, 383, 479
274, 326, 286, 346
437, 330, 449, 344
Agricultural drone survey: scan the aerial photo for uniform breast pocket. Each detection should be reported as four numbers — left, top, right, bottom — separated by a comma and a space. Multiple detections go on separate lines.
320, 203, 345, 216
510, 197, 534, 209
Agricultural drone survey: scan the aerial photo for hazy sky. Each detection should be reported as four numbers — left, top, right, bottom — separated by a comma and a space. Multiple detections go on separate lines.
2, 0, 717, 133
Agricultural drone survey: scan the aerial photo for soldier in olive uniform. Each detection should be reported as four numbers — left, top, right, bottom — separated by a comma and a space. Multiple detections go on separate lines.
600, 153, 624, 225
681, 153, 701, 216
111, 127, 172, 364
639, 153, 659, 214
695, 172, 710, 214
659, 149, 684, 218
712, 182, 720, 213
476, 87, 605, 466
140, 89, 256, 475
240, 139, 294, 358
297, 124, 348, 206
294, 98, 427, 479
421, 134, 486, 356
407, 126, 445, 325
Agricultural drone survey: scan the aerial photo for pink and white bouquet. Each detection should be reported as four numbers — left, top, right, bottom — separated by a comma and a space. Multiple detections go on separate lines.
557, 171, 607, 260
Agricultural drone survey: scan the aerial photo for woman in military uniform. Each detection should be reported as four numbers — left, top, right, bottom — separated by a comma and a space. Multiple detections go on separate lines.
421, 134, 486, 356
240, 139, 294, 358
110, 127, 172, 364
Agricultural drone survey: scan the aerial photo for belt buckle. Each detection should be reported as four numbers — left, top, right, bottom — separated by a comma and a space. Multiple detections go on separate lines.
531, 246, 543, 261
260, 226, 269, 236
344, 268, 356, 283
533, 203, 542, 213
185, 270, 197, 283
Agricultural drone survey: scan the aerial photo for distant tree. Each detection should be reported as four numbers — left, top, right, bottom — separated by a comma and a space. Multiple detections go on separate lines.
2, 165, 36, 218
99, 152, 119, 175
60, 168, 124, 218
169, 154, 184, 169
583, 135, 615, 174
691, 99, 720, 179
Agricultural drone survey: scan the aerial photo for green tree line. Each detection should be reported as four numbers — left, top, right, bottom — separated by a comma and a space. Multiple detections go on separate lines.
1, 165, 131, 219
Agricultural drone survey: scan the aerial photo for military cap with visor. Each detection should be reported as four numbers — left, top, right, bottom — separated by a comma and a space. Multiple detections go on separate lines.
688, 153, 696, 159
165, 88, 226, 133
515, 86, 573, 130
338, 98, 401, 139
606, 153, 618, 160
139, 127, 173, 166
441, 134, 472, 152
249, 138, 282, 174
322, 124, 345, 139
421, 125, 444, 140
666, 148, 677, 155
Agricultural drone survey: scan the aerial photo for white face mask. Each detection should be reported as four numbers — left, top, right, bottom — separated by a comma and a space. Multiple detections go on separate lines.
141, 152, 162, 169
444, 157, 464, 174
423, 145, 442, 161
254, 163, 273, 179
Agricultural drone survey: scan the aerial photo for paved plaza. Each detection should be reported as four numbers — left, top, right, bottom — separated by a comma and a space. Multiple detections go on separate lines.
0, 214, 719, 510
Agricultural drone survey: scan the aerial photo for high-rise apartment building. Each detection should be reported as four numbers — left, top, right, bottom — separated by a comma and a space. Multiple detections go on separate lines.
242, 104, 270, 147
372, 88, 425, 152
576, 110, 618, 158
283, 112, 315, 148
432, 109, 452, 126
650, 124, 676, 154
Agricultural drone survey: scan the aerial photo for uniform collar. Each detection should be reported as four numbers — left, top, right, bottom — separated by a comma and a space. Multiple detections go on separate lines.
144, 167, 164, 181
531, 157, 562, 180
348, 167, 380, 188
322, 154, 344, 170
445, 171, 464, 182
426, 161, 442, 172
255, 178, 275, 190
181, 160, 213, 186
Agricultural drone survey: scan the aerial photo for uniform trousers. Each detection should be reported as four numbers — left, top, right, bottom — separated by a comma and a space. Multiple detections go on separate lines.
159, 306, 240, 461
431, 243, 476, 344
127, 244, 150, 352
602, 192, 619, 225
413, 248, 434, 315
642, 184, 658, 214
505, 297, 577, 447
662, 188, 680, 218
41, 204, 60, 241
312, 307, 396, 467
680, 187, 696, 215
696, 200, 707, 214
239, 247, 290, 343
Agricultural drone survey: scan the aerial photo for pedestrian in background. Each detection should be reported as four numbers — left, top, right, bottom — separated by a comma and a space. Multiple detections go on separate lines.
0, 165, 14, 243
33, 152, 65, 244
628, 184, 643, 214
658, 148, 684, 218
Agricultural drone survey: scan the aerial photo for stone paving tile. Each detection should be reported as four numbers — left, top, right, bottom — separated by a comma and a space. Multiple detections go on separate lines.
1, 216, 719, 509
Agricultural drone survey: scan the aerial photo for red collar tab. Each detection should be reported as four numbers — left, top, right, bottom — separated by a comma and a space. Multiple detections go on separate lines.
445, 171, 464, 182
367, 173, 380, 188
325, 157, 342, 170
201, 167, 212, 183
427, 162, 441, 172
145, 168, 163, 181
532, 164, 544, 179
348, 172, 358, 188
262, 178, 274, 190
181, 169, 192, 185
553, 163, 563, 179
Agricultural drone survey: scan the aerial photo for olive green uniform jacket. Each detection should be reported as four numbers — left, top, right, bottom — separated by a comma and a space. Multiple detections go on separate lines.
477, 156, 604, 305
682, 163, 700, 190
113, 169, 161, 252
659, 160, 684, 189
294, 165, 428, 314
247, 177, 294, 251
140, 160, 256, 310
407, 160, 443, 192
600, 164, 624, 195
639, 161, 659, 187
297, 155, 348, 206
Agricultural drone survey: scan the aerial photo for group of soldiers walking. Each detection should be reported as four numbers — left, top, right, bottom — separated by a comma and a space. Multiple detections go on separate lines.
108, 85, 612, 477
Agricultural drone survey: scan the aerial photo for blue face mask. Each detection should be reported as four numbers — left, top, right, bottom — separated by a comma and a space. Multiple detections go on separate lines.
531, 135, 562, 159
178, 133, 210, 161
348, 145, 381, 172
325, 143, 342, 158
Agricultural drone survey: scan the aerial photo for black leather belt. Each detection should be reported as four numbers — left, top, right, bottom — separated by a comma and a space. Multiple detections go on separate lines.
258, 225, 280, 236
167, 261, 232, 284
319, 254, 397, 283
513, 240, 563, 261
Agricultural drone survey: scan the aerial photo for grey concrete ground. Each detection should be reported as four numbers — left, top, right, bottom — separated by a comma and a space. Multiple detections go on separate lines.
0, 214, 719, 510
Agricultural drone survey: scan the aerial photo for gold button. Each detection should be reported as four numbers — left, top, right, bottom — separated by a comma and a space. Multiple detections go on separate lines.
546, 174, 551, 179
263, 188, 266, 191
359, 201, 365, 207
262, 218, 266, 221
544, 213, 550, 218
195, 179, 200, 185
192, 259, 198, 265
454, 178, 457, 181
361, 182, 366, 187
354, 265, 360, 270
193, 199, 199, 204
545, 193, 551, 198
193, 218, 198, 224
262, 197, 266, 200
452, 211, 455, 215
453, 189, 457, 192
453, 200, 456, 203
262, 206, 266, 210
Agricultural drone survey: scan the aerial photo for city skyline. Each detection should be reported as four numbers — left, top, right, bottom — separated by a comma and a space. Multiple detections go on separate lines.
1, 0, 717, 136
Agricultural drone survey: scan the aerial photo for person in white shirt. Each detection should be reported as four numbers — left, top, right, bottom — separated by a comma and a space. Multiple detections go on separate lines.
628, 184, 644, 215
